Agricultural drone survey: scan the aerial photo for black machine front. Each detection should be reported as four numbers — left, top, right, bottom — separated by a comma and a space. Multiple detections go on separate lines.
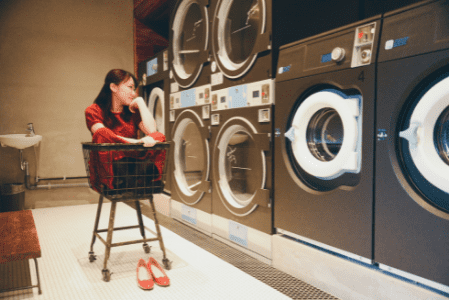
274, 17, 381, 261
374, 0, 449, 286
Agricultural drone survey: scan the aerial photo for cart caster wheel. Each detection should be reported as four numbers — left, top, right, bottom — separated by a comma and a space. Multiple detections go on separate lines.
102, 269, 111, 282
162, 258, 172, 270
143, 244, 151, 254
88, 252, 96, 262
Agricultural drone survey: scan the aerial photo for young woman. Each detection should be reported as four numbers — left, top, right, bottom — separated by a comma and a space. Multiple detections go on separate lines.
85, 69, 163, 146
85, 69, 166, 193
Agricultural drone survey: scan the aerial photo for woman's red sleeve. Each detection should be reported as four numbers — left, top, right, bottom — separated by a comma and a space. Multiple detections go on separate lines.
148, 131, 166, 142
85, 104, 104, 132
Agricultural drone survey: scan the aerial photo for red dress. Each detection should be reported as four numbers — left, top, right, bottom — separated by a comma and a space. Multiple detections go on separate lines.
85, 104, 166, 192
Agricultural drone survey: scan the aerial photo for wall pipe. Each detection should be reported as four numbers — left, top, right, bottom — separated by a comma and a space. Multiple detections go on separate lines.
24, 161, 89, 190
36, 176, 88, 182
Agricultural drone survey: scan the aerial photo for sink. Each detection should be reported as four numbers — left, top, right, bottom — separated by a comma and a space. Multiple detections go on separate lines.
0, 134, 42, 149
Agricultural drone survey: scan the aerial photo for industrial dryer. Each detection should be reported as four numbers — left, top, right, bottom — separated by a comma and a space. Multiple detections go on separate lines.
210, 80, 274, 261
138, 49, 172, 198
168, 86, 213, 235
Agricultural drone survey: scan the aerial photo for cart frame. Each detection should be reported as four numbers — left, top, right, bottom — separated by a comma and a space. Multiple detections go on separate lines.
82, 142, 172, 282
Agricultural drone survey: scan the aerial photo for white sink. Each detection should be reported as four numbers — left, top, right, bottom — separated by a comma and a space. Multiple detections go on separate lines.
0, 134, 42, 149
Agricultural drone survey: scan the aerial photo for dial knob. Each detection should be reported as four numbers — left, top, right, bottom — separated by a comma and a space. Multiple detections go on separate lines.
331, 47, 346, 62
360, 49, 371, 64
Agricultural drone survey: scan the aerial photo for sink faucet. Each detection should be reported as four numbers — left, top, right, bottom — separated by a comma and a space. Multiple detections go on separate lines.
26, 123, 35, 137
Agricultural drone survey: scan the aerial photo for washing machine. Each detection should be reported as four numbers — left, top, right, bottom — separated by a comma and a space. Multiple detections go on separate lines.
274, 16, 381, 263
138, 49, 172, 198
209, 0, 363, 91
168, 85, 213, 235
210, 79, 274, 262
169, 0, 211, 94
374, 0, 448, 291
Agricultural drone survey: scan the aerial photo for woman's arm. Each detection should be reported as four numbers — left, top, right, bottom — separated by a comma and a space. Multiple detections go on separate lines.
129, 97, 157, 135
90, 123, 140, 143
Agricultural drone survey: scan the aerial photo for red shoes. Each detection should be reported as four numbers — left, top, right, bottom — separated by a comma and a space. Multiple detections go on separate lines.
136, 257, 170, 290
147, 257, 170, 287
136, 258, 154, 290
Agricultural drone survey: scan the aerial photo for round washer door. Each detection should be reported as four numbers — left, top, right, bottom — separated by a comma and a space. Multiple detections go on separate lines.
172, 109, 210, 205
212, 0, 269, 79
171, 0, 209, 88
399, 76, 449, 209
148, 87, 165, 135
288, 90, 362, 180
213, 117, 268, 216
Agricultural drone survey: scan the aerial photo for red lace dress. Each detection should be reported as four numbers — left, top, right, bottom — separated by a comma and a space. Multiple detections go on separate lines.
85, 104, 166, 192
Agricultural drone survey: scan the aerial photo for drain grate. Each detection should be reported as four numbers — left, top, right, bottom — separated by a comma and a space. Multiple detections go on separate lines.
133, 202, 341, 300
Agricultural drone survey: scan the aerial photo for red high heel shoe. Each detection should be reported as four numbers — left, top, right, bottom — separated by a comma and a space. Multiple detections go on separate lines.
147, 257, 170, 287
137, 258, 154, 290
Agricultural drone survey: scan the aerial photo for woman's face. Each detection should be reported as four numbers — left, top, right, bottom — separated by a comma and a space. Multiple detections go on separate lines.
111, 76, 136, 106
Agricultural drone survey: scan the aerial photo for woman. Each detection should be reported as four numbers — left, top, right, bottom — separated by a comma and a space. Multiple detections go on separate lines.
85, 69, 163, 146
85, 69, 166, 194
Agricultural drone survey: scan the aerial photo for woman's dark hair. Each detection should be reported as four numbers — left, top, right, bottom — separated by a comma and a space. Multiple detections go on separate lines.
94, 69, 138, 128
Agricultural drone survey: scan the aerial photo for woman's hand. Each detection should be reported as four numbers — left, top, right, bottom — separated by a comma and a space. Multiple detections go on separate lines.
140, 136, 157, 147
129, 97, 145, 113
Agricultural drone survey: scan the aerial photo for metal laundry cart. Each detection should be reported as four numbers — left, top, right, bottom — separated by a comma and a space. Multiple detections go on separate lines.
82, 142, 172, 282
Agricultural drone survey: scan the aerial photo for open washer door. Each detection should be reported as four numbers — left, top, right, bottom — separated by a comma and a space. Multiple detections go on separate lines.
212, 0, 270, 79
171, 0, 209, 88
287, 90, 362, 183
398, 76, 449, 213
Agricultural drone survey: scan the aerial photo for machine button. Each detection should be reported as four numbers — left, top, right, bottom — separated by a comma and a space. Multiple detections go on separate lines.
262, 84, 270, 103
331, 47, 346, 62
205, 88, 210, 103
212, 94, 218, 110
360, 49, 371, 64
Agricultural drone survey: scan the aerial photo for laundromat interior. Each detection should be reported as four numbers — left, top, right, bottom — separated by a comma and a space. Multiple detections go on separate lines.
0, 0, 448, 299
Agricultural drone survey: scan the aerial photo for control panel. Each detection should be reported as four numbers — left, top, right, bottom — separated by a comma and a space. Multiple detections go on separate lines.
170, 84, 211, 109
211, 79, 274, 111
146, 57, 158, 76
352, 22, 377, 67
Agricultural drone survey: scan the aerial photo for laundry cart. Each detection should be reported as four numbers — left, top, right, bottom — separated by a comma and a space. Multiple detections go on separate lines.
82, 142, 172, 282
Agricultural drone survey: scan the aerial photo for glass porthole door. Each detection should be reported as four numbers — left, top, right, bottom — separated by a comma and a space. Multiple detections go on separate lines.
148, 87, 165, 135
287, 90, 362, 181
212, 0, 270, 78
172, 110, 210, 205
171, 0, 209, 88
213, 118, 270, 216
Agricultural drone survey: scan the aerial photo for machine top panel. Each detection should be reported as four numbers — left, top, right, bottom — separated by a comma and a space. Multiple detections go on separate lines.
276, 18, 381, 83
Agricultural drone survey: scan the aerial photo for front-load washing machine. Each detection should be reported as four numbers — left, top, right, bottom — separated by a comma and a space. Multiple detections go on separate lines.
374, 0, 448, 291
274, 16, 381, 263
169, 0, 211, 94
210, 79, 274, 262
138, 49, 172, 205
169, 85, 213, 235
209, 0, 363, 91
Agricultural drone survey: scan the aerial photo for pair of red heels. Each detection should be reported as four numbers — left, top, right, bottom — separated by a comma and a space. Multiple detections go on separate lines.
136, 257, 170, 290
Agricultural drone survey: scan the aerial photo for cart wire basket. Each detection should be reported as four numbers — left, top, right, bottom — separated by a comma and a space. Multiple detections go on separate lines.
81, 142, 172, 281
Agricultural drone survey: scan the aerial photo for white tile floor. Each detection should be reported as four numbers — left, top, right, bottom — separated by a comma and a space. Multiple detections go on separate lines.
1, 203, 291, 300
